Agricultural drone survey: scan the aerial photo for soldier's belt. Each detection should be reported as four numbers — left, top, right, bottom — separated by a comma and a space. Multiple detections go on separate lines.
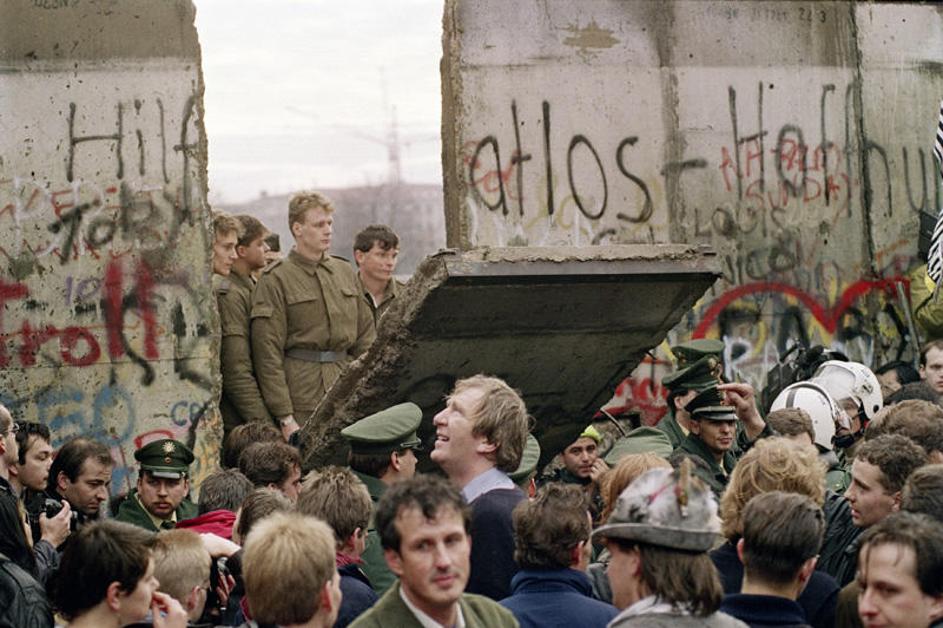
285, 348, 350, 363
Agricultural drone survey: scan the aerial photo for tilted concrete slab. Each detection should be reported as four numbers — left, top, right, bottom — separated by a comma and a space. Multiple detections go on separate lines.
300, 244, 719, 469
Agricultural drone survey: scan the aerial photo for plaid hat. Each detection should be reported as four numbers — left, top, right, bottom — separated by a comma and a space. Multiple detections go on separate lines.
593, 459, 720, 551
341, 402, 423, 455
662, 355, 723, 392
135, 439, 194, 480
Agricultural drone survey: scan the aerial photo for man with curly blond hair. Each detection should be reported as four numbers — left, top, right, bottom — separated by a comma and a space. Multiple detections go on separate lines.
710, 437, 839, 628
431, 374, 530, 600
250, 191, 375, 440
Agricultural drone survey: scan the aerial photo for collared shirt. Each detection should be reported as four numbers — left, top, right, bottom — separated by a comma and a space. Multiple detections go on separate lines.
461, 467, 515, 504
136, 494, 176, 530
462, 467, 516, 504
400, 584, 466, 628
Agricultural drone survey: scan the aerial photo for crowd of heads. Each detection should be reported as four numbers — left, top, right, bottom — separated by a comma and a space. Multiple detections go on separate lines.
8, 313, 943, 628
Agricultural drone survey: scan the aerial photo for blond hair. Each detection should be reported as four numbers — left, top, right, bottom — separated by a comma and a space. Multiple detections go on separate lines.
288, 191, 335, 233
599, 453, 672, 523
296, 466, 372, 550
212, 210, 243, 239
452, 375, 529, 472
153, 529, 211, 605
243, 512, 336, 625
719, 437, 826, 540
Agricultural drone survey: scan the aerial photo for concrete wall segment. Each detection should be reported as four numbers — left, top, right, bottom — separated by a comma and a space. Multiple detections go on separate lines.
300, 245, 720, 469
0, 0, 218, 495
0, 0, 200, 63
444, 0, 943, 403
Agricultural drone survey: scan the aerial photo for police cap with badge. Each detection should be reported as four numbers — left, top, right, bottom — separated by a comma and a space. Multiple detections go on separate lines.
684, 386, 738, 423
671, 339, 725, 369
135, 438, 194, 479
661, 354, 724, 393
341, 402, 423, 455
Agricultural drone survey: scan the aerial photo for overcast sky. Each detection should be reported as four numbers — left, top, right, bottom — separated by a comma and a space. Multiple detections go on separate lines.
193, 0, 444, 204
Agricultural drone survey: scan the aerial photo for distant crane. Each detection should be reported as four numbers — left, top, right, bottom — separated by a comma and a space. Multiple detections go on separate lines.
285, 69, 435, 187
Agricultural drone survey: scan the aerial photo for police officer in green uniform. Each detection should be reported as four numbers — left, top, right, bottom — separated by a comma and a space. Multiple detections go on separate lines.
115, 439, 198, 532
251, 192, 376, 441
657, 344, 725, 449
340, 402, 423, 594
353, 224, 407, 326
675, 383, 771, 497
217, 214, 273, 439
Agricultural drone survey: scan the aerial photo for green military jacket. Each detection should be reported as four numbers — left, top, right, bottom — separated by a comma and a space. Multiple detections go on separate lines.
114, 490, 198, 533
216, 271, 271, 435
352, 470, 396, 594
676, 433, 737, 497
349, 581, 519, 628
357, 275, 406, 326
655, 410, 687, 449
250, 250, 375, 419
675, 422, 772, 496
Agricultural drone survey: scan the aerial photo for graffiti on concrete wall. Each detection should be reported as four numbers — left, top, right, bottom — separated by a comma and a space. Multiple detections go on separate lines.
1, 77, 218, 494
464, 77, 935, 419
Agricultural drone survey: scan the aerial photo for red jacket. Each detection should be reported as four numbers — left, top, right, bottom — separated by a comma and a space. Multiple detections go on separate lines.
175, 509, 236, 539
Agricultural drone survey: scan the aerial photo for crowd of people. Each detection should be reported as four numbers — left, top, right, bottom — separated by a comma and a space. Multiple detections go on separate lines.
2, 189, 943, 628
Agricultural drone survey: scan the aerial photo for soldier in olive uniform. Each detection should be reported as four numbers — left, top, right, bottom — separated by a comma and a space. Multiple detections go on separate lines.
115, 439, 198, 532
217, 214, 273, 439
340, 402, 423, 594
353, 225, 407, 326
675, 384, 771, 496
656, 343, 725, 448
251, 192, 376, 440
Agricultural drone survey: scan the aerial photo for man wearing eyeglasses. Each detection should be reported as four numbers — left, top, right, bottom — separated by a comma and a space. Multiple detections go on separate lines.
0, 406, 37, 577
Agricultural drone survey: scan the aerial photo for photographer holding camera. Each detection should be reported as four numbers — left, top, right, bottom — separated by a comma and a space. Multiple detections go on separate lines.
0, 405, 37, 578
11, 421, 72, 583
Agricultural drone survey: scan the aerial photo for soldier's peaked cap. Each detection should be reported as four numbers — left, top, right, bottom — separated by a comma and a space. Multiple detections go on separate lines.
671, 339, 725, 369
341, 402, 423, 455
661, 355, 722, 392
685, 386, 737, 422
135, 438, 194, 480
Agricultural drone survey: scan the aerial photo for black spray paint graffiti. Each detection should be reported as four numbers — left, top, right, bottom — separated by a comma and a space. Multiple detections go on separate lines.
50, 95, 202, 266
690, 81, 940, 244
467, 100, 654, 224
465, 82, 939, 257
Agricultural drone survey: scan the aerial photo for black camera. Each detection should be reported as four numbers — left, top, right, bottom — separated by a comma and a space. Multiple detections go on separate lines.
41, 497, 78, 522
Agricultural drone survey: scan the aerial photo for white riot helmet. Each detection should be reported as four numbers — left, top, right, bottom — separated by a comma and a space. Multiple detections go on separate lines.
770, 381, 843, 450
811, 360, 883, 421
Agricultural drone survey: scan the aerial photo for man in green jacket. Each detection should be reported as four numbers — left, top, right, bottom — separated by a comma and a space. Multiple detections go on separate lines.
656, 340, 725, 449
675, 382, 770, 497
350, 474, 519, 628
115, 438, 197, 532
353, 224, 407, 326
217, 214, 273, 438
341, 402, 423, 594
250, 191, 376, 441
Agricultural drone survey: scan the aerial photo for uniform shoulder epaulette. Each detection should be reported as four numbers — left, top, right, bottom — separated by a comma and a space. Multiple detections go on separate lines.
261, 258, 284, 273
329, 254, 351, 263
212, 275, 231, 293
